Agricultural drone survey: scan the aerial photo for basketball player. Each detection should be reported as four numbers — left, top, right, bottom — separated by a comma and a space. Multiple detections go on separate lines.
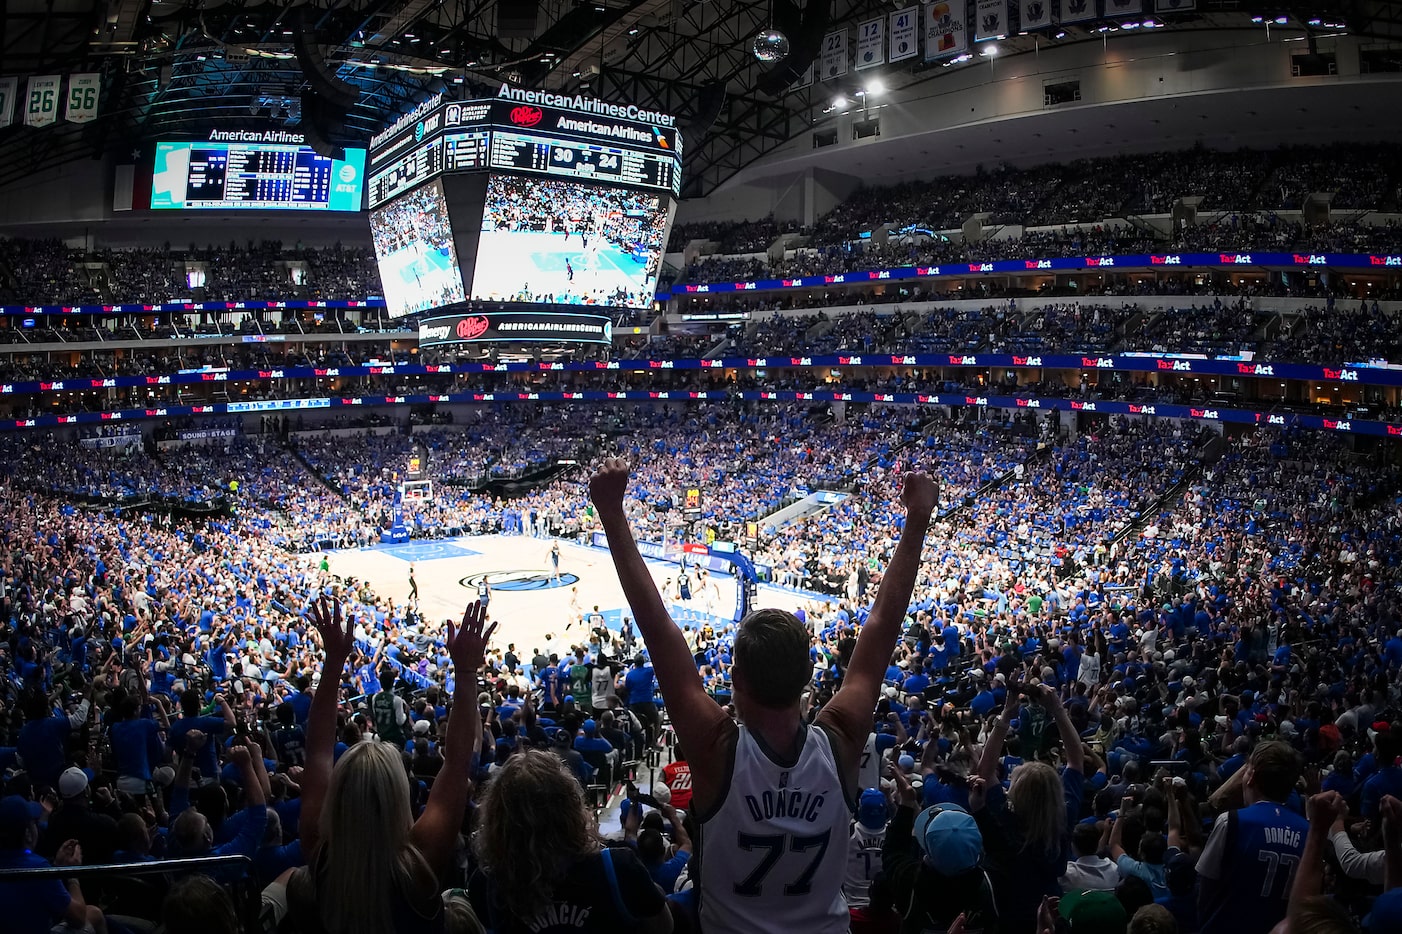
590, 459, 936, 934
550, 542, 561, 582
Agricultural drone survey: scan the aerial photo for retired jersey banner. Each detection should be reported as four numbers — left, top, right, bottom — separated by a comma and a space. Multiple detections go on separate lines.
821, 28, 849, 79
975, 0, 1008, 39
24, 75, 61, 128
65, 73, 100, 124
1060, 0, 1098, 24
924, 1, 968, 60
792, 60, 815, 90
856, 17, 886, 69
890, 7, 919, 61
1021, 0, 1052, 30
0, 77, 16, 129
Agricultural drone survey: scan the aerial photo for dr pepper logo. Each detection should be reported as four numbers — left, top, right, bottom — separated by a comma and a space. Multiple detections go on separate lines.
509, 105, 544, 127
456, 316, 490, 340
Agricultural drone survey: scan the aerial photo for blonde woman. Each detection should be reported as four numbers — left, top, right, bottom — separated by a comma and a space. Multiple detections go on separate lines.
468, 749, 672, 934
971, 678, 1086, 934
286, 598, 494, 934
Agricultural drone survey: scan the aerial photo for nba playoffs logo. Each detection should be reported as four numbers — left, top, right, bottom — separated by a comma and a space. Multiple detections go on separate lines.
509, 105, 544, 127
457, 316, 489, 340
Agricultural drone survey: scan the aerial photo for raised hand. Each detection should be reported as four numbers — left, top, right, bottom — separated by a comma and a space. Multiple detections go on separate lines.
1307, 789, 1348, 828
589, 457, 631, 514
307, 596, 355, 659
899, 472, 939, 517
448, 600, 496, 677
54, 839, 83, 867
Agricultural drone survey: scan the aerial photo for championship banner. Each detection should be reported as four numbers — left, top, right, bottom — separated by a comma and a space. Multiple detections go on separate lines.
65, 73, 100, 124
975, 0, 1008, 40
417, 310, 614, 346
0, 77, 17, 130
856, 17, 886, 69
1155, 0, 1195, 10
24, 75, 61, 128
1020, 0, 1052, 31
1059, 0, 1098, 23
821, 28, 849, 79
889, 7, 919, 62
924, 1, 968, 60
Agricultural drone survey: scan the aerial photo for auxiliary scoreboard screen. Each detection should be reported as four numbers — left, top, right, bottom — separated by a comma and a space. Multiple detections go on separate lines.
366, 92, 682, 209
151, 141, 366, 211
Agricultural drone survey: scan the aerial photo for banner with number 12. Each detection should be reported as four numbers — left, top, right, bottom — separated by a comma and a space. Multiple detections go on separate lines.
25, 75, 61, 127
66, 74, 101, 124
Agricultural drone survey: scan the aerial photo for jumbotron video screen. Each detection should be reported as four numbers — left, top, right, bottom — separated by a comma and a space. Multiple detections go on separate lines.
471, 175, 672, 309
369, 178, 467, 318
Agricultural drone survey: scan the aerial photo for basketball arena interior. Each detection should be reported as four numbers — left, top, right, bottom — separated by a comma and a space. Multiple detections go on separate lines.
2, 1, 1402, 933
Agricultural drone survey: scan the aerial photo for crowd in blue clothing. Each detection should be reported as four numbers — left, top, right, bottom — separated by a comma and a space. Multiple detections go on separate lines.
0, 407, 1401, 932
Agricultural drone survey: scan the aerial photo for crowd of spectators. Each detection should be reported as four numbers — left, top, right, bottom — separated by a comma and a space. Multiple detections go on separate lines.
2, 405, 1402, 933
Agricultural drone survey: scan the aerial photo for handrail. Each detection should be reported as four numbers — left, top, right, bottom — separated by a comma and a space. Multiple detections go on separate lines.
0, 854, 252, 881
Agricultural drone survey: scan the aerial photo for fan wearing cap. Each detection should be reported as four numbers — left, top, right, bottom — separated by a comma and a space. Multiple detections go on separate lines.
880, 787, 997, 934
0, 795, 107, 934
844, 788, 890, 912
37, 767, 118, 866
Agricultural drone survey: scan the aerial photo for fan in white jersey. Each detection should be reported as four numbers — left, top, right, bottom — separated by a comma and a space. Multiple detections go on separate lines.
844, 789, 890, 909
590, 459, 938, 934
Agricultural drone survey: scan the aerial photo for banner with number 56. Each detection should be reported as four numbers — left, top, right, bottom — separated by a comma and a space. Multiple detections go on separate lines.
0, 77, 16, 130
66, 74, 101, 124
25, 75, 61, 128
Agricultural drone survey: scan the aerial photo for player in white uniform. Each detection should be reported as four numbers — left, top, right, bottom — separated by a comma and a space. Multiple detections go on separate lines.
590, 459, 937, 934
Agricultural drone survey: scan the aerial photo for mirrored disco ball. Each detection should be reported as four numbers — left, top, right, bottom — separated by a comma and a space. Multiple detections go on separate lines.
752, 28, 789, 63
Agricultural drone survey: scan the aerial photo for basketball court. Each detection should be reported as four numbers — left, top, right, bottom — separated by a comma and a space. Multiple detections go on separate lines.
319, 534, 816, 654
377, 243, 464, 315
471, 229, 654, 306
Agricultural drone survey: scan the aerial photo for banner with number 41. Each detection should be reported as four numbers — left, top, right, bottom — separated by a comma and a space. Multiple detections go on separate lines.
66, 74, 101, 124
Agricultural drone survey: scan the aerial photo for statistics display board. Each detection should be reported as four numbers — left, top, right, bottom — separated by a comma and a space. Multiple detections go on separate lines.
366, 91, 682, 209
151, 141, 365, 211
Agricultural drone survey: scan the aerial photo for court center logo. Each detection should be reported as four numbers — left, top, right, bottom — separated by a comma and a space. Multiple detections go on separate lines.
460, 570, 579, 592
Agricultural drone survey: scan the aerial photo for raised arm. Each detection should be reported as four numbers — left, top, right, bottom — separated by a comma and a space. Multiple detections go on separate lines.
978, 679, 1021, 784
589, 461, 730, 765
412, 601, 493, 871
299, 597, 356, 855
817, 473, 935, 752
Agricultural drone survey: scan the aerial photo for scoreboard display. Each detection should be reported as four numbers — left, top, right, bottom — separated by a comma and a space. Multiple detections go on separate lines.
488, 131, 676, 192
151, 141, 365, 211
366, 93, 683, 205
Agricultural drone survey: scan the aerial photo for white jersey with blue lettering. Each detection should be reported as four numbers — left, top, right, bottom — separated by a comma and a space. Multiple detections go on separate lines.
698, 723, 851, 934
843, 821, 886, 908
858, 732, 882, 792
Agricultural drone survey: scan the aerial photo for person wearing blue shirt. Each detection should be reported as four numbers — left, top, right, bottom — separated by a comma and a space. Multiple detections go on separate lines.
17, 689, 91, 792
1360, 732, 1402, 819
168, 691, 234, 786
0, 796, 104, 933
110, 694, 165, 795
287, 675, 314, 726
624, 655, 660, 748
1195, 741, 1310, 934
969, 676, 997, 718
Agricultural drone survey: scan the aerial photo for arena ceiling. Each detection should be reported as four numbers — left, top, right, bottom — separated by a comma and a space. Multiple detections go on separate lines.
0, 0, 1400, 197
